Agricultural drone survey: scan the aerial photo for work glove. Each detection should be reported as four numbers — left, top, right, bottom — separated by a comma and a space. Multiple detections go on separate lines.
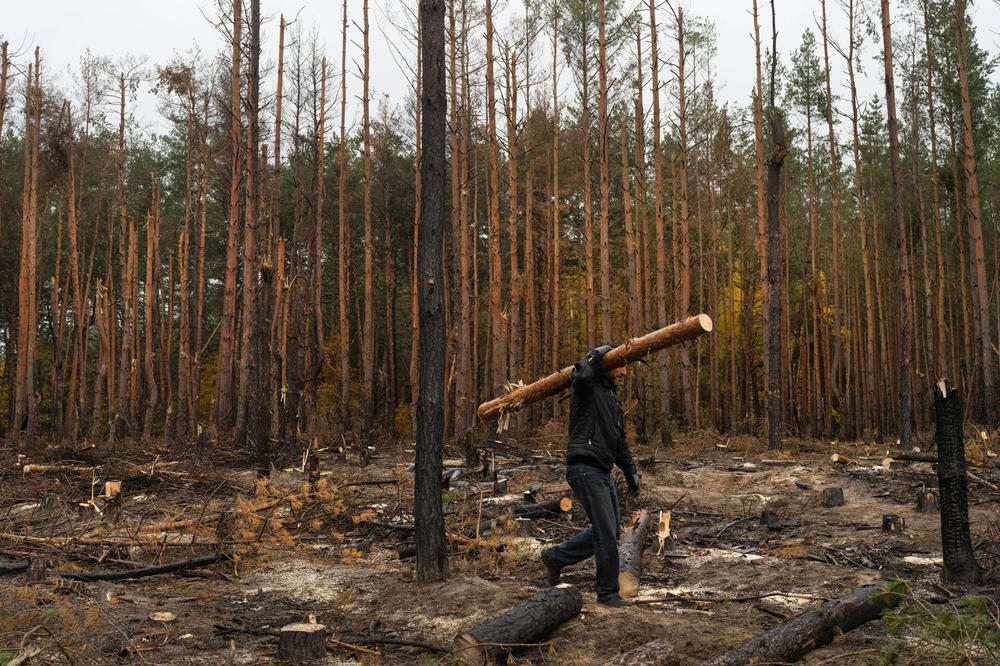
627, 473, 641, 497
585, 345, 615, 367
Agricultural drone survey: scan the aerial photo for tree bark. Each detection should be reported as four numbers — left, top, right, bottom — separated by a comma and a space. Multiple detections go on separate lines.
415, 0, 448, 585
649, 0, 671, 448
453, 584, 583, 666
478, 315, 712, 422
934, 380, 982, 584
702, 583, 902, 666
880, 0, 913, 449
216, 0, 242, 435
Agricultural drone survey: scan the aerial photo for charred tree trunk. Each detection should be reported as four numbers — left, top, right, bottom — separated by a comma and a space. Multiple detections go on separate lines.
934, 381, 982, 584
415, 0, 448, 585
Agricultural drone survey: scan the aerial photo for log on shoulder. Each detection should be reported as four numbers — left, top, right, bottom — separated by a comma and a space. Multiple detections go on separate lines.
602, 637, 680, 666
453, 583, 583, 666
618, 509, 651, 599
476, 315, 713, 422
701, 582, 903, 666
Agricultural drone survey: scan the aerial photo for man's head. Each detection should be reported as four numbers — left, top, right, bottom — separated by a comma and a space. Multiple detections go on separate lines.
608, 364, 627, 382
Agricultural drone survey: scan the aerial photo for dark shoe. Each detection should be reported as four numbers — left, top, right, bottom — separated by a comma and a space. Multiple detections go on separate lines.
541, 549, 562, 586
597, 595, 632, 608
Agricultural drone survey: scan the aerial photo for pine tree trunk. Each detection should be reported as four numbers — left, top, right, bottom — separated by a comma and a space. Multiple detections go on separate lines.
879, 0, 913, 449
598, 0, 612, 346
362, 0, 376, 436
649, 0, 671, 447
550, 14, 561, 422
338, 0, 351, 434
415, 0, 448, 584
955, 0, 993, 423
216, 0, 242, 435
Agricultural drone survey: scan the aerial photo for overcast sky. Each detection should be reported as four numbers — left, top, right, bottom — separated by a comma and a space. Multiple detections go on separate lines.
4, 0, 1000, 137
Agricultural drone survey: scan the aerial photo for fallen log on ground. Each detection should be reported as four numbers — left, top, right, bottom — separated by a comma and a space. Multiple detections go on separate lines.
453, 583, 583, 666
602, 638, 680, 665
701, 581, 904, 666
55, 553, 226, 581
618, 510, 651, 599
477, 315, 713, 422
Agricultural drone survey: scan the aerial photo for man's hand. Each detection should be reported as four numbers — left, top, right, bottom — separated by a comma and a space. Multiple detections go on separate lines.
627, 473, 641, 497
585, 345, 615, 366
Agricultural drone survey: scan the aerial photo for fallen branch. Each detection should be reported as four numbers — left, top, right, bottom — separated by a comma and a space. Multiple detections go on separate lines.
54, 553, 225, 581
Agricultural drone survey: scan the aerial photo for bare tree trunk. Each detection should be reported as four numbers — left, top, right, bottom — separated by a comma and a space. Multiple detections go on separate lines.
362, 0, 376, 436
751, 2, 768, 439
879, 0, 913, 448
922, 0, 947, 380
840, 0, 877, 441
633, 27, 649, 441
415, 0, 448, 584
598, 0, 611, 345
13, 55, 41, 450
217, 0, 242, 435
112, 73, 134, 449
504, 44, 521, 401
674, 8, 693, 426
338, 1, 351, 434
413, 15, 424, 438
649, 0, 672, 447
550, 11, 561, 422
486, 0, 506, 408
955, 0, 992, 423
177, 111, 194, 444
143, 178, 161, 439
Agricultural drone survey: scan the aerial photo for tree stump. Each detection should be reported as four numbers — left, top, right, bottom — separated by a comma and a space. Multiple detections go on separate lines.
821, 488, 845, 507
618, 510, 651, 598
934, 380, 983, 583
602, 638, 680, 666
882, 514, 905, 534
453, 583, 583, 666
916, 487, 938, 512
278, 622, 327, 663
27, 557, 46, 582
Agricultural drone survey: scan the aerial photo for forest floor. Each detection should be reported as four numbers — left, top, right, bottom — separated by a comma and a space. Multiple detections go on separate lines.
2, 424, 999, 665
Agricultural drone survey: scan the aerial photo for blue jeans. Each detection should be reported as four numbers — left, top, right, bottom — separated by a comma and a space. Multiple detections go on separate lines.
546, 463, 621, 599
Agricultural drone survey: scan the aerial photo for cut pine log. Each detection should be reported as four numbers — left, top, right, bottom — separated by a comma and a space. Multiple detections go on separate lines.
453, 583, 583, 666
477, 315, 713, 421
602, 638, 680, 666
278, 622, 327, 662
701, 582, 903, 666
618, 510, 651, 598
830, 453, 852, 465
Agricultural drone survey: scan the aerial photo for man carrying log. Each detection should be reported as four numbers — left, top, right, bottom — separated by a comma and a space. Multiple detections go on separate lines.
541, 345, 640, 608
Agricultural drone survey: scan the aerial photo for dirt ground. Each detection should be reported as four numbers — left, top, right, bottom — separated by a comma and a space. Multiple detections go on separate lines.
2, 425, 999, 665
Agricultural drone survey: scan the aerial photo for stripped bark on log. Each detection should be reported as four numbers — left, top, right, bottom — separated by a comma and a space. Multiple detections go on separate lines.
453, 583, 583, 666
477, 315, 713, 421
701, 582, 903, 666
618, 509, 651, 598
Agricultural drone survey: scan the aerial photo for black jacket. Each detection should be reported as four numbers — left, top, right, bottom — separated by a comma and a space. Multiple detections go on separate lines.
566, 352, 637, 479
